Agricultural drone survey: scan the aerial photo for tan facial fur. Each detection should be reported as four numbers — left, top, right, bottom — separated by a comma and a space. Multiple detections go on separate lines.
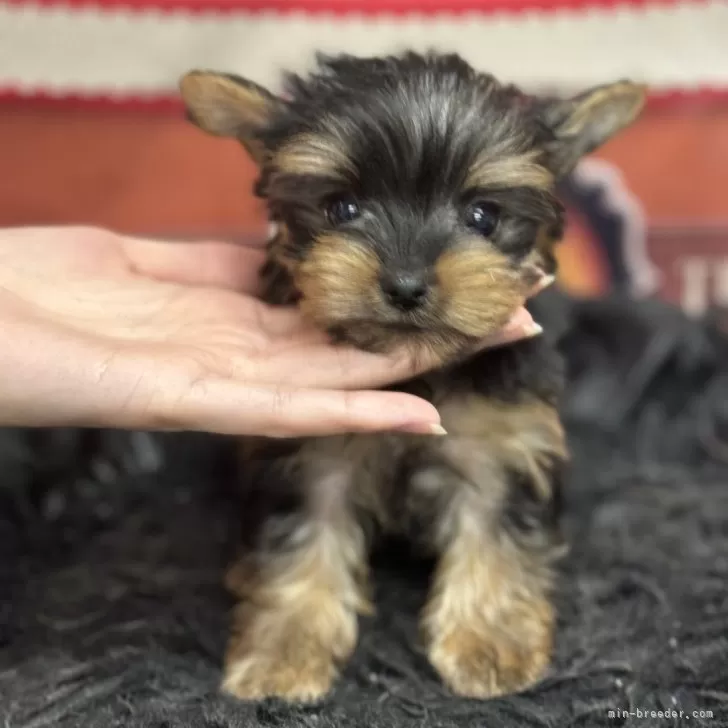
435, 239, 529, 338
297, 234, 382, 328
294, 234, 532, 360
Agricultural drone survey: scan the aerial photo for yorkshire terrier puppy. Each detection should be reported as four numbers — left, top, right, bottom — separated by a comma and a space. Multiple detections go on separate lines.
180, 52, 645, 701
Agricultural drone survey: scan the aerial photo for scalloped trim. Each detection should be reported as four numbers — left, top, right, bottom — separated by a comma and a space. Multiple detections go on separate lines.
1, 87, 727, 111
1, 1, 726, 100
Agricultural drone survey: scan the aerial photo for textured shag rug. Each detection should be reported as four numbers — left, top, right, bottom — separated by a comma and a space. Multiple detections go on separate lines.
1, 289, 728, 728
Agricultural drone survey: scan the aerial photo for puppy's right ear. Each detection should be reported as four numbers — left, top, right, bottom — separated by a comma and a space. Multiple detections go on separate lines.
179, 70, 282, 165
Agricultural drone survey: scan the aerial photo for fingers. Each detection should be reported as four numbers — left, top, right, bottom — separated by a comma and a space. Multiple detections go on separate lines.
152, 377, 443, 438
473, 306, 542, 350
121, 237, 267, 293
243, 337, 451, 392
530, 273, 557, 297
0, 306, 442, 439
161, 298, 546, 436
247, 305, 543, 391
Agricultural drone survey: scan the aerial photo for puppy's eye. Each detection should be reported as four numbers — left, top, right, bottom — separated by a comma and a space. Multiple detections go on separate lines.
465, 202, 500, 237
326, 196, 361, 226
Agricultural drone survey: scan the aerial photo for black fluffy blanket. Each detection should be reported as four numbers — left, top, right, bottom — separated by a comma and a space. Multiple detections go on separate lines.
2, 290, 728, 728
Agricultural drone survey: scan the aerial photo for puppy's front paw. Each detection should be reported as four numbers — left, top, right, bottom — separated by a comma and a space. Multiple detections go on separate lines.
222, 632, 337, 703
428, 617, 552, 698
222, 595, 358, 703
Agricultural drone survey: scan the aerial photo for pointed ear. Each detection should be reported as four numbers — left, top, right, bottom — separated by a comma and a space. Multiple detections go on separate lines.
179, 70, 283, 165
539, 81, 647, 177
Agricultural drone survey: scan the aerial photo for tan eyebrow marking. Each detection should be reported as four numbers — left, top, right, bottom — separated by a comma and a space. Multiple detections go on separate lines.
465, 150, 553, 191
273, 132, 355, 180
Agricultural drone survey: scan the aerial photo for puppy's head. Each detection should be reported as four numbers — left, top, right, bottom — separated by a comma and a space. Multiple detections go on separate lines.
181, 53, 645, 360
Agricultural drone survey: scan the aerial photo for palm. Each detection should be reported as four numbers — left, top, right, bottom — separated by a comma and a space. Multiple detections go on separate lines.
0, 226, 418, 392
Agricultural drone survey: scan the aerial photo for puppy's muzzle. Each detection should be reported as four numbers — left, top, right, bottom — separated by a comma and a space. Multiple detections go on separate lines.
379, 268, 430, 312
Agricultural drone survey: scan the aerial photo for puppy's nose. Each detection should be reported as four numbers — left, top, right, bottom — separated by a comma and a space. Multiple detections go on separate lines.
380, 270, 429, 311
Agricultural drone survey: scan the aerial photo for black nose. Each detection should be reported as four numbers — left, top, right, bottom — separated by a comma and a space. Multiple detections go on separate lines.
380, 270, 429, 311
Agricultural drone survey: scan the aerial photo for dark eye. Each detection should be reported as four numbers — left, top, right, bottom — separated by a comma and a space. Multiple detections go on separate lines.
465, 201, 500, 237
326, 196, 361, 226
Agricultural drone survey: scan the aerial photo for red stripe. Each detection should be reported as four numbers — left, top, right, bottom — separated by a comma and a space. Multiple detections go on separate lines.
2, 87, 728, 111
0, 0, 704, 16
0, 91, 183, 114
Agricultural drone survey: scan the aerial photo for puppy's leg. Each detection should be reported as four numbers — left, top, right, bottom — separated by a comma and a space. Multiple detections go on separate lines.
223, 446, 369, 702
420, 397, 567, 699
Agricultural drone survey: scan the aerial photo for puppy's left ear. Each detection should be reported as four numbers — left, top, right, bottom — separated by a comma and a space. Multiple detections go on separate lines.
539, 81, 647, 177
179, 70, 283, 165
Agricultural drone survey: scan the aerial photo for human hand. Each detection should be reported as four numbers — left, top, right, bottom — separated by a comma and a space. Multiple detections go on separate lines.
0, 226, 547, 438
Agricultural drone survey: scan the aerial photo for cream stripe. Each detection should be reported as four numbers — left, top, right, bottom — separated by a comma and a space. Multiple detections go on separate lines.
0, 3, 726, 96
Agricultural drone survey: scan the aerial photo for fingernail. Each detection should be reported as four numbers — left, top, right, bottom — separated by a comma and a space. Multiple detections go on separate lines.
525, 322, 544, 338
267, 221, 280, 241
394, 423, 448, 436
532, 274, 556, 295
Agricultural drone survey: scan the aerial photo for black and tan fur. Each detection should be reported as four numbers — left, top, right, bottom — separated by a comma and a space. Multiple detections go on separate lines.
180, 52, 645, 701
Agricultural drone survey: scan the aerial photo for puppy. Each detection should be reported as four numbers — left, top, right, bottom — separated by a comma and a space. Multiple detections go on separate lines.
180, 52, 645, 701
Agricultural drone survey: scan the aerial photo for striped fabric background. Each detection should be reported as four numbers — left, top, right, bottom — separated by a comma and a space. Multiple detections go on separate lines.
1, 0, 727, 309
